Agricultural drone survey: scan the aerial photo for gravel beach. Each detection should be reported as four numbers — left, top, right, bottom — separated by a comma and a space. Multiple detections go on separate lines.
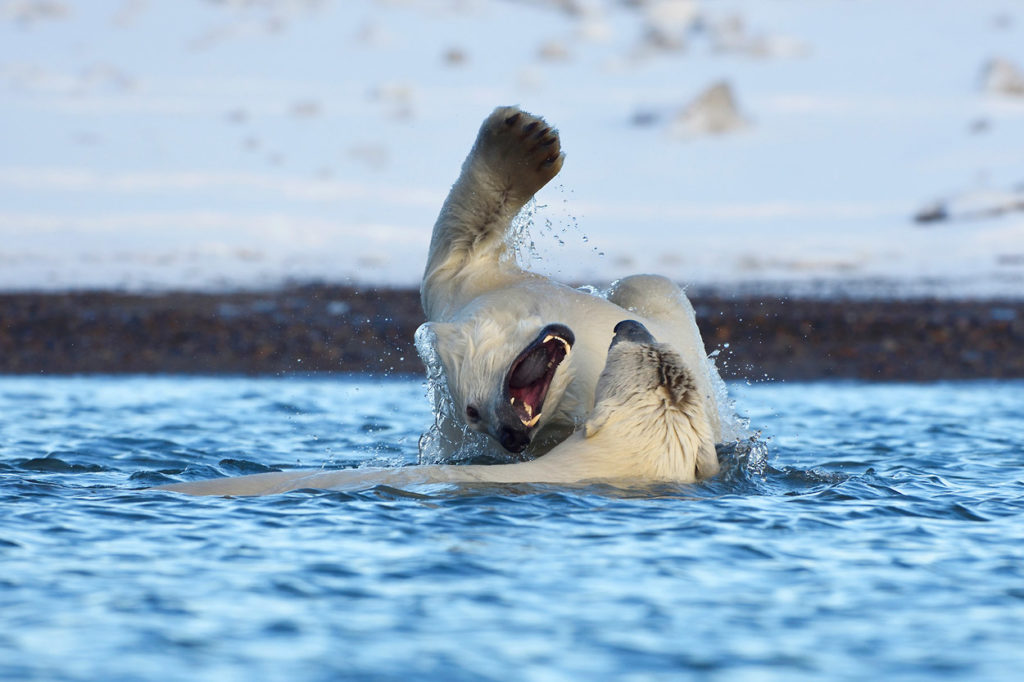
2, 286, 1020, 381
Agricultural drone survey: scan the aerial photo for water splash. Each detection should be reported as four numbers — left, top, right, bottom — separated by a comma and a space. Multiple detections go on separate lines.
730, 431, 770, 478
413, 322, 450, 465
506, 192, 604, 270
505, 198, 540, 269
707, 344, 750, 443
413, 322, 504, 465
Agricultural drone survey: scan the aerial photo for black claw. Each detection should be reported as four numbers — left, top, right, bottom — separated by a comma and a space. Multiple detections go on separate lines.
523, 121, 539, 134
541, 136, 557, 146
542, 154, 558, 166
504, 112, 521, 126
535, 126, 550, 139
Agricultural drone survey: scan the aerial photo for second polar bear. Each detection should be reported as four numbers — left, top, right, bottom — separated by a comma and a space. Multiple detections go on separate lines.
152, 320, 719, 496
420, 106, 730, 460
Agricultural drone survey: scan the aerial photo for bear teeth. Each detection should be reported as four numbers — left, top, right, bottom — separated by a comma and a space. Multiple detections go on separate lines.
511, 396, 541, 426
542, 335, 571, 355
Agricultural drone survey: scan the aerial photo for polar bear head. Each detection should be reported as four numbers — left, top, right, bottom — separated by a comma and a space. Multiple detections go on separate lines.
422, 315, 575, 454
582, 320, 720, 481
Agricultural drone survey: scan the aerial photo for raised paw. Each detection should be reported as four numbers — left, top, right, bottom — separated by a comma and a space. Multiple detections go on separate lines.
472, 106, 565, 199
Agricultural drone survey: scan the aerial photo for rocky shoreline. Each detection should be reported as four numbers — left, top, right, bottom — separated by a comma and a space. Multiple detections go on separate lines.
1, 285, 1021, 380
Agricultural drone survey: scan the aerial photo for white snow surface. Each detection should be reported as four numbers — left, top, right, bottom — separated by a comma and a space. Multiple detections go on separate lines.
2, 0, 1024, 297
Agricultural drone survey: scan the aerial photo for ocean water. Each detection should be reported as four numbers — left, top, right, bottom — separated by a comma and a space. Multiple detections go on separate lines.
1, 375, 1023, 681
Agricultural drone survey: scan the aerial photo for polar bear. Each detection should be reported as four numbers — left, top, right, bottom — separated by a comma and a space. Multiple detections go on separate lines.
419, 106, 728, 460
151, 320, 719, 496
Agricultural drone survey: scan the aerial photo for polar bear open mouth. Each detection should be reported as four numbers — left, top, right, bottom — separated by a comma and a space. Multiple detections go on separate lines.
505, 324, 574, 429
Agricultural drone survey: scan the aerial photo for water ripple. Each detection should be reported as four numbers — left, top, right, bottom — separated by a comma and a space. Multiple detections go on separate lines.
1, 377, 1024, 681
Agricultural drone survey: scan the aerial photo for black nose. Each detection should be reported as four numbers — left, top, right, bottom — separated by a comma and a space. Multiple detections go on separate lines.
499, 426, 531, 453
611, 319, 656, 347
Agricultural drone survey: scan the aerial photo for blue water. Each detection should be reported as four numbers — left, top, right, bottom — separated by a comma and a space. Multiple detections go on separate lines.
1, 376, 1023, 681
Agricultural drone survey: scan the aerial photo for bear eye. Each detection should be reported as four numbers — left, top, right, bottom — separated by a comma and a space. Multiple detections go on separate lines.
466, 405, 480, 421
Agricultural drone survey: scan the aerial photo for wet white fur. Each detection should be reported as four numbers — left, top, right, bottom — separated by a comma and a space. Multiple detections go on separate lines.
421, 106, 723, 457
152, 338, 718, 497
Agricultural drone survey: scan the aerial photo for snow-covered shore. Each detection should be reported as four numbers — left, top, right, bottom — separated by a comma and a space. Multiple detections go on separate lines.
2, 0, 1024, 296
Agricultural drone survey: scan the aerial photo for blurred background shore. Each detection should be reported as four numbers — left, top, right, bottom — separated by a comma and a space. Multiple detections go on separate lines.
4, 2, 1024, 294
4, 2, 1024, 380
3, 285, 1021, 380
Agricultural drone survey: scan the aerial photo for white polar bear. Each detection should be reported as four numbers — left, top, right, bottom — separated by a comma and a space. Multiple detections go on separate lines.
419, 106, 729, 460
151, 320, 719, 496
